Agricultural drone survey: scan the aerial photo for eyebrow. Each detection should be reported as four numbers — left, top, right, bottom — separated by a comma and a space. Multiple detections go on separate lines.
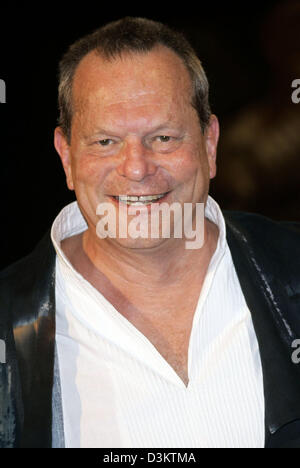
87, 121, 182, 138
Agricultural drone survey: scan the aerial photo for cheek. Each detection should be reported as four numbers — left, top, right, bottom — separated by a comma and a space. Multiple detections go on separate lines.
165, 146, 206, 183
72, 154, 110, 186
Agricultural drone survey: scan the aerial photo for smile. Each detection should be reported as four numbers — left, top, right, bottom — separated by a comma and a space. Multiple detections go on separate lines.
112, 193, 169, 205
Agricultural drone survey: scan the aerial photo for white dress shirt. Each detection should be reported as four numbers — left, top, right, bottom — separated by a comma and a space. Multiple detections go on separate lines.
51, 196, 265, 448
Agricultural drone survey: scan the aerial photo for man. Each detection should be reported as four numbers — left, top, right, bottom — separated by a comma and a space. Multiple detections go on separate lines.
1, 17, 300, 449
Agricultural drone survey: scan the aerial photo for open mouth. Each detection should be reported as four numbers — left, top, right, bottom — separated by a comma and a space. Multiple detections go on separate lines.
110, 192, 170, 206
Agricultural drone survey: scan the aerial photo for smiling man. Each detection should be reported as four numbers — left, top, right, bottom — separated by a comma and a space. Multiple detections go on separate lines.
1, 17, 300, 449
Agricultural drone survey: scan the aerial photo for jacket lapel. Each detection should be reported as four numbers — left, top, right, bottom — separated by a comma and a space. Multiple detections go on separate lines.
12, 231, 56, 448
225, 213, 300, 448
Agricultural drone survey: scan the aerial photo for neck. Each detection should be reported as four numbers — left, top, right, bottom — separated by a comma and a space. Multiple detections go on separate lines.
82, 218, 219, 288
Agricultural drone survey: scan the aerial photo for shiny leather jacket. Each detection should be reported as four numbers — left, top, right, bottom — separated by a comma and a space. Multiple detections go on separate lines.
1, 211, 300, 448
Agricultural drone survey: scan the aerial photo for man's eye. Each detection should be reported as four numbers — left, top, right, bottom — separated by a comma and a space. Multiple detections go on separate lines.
156, 135, 171, 142
97, 139, 113, 146
151, 134, 181, 153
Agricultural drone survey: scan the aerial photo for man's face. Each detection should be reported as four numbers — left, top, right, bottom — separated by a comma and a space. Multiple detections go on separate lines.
54, 46, 219, 249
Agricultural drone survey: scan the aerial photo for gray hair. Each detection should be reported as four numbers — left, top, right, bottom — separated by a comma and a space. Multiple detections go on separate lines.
57, 17, 211, 144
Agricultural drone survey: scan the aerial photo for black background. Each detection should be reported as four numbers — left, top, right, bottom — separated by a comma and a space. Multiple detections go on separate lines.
0, 1, 299, 269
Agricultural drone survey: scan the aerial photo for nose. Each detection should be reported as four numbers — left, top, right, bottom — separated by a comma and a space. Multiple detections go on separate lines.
116, 138, 157, 181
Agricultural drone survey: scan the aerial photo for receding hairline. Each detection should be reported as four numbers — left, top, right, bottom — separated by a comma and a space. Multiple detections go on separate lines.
70, 44, 197, 121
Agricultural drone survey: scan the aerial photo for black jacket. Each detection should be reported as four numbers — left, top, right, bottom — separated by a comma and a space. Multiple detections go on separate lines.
1, 210, 300, 448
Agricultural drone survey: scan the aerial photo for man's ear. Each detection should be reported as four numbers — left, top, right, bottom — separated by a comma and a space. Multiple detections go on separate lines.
54, 127, 74, 190
205, 114, 219, 180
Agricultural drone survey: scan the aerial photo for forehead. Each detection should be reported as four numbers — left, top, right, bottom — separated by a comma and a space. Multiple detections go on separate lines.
72, 46, 193, 116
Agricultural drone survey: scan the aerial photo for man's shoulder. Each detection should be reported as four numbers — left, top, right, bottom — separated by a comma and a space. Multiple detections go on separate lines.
224, 210, 300, 312
0, 230, 55, 283
224, 209, 300, 231
224, 210, 300, 251
0, 230, 56, 326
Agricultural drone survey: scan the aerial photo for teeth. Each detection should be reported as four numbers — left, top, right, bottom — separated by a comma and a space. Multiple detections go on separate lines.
116, 193, 166, 204
119, 195, 139, 202
139, 195, 164, 201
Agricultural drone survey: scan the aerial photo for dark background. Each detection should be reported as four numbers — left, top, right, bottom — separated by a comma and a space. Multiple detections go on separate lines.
1, 1, 299, 269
